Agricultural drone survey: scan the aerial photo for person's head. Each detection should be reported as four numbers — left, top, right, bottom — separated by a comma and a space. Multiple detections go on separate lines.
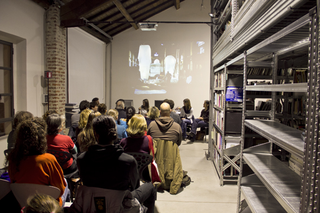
203, 100, 209, 110
126, 106, 136, 124
92, 115, 117, 145
163, 99, 175, 110
98, 103, 107, 115
107, 109, 119, 121
85, 112, 101, 130
142, 99, 149, 109
160, 102, 171, 117
23, 194, 63, 213
183, 98, 191, 110
42, 110, 58, 122
90, 101, 99, 112
92, 97, 99, 105
79, 100, 90, 112
13, 111, 33, 129
148, 106, 160, 120
127, 114, 147, 137
78, 109, 92, 129
46, 114, 62, 135
7, 117, 47, 170
116, 100, 125, 109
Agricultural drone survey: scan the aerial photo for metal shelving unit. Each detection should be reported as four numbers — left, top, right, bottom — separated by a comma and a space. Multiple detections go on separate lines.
208, 1, 319, 212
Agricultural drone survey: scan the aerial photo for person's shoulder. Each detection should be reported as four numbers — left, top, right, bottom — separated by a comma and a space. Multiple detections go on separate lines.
36, 153, 57, 163
119, 152, 137, 164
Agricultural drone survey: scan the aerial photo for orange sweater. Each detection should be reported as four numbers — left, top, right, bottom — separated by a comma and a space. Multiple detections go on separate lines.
9, 153, 66, 206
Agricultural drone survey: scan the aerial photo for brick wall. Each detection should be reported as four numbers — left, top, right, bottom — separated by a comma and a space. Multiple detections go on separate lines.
46, 4, 66, 115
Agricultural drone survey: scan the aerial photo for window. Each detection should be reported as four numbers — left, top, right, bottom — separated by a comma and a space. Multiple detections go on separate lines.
0, 40, 13, 136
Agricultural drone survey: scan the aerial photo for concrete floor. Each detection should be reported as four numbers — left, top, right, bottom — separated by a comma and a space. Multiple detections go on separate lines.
154, 139, 238, 213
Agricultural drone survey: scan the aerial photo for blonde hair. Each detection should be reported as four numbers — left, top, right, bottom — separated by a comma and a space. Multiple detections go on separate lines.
78, 112, 101, 153
148, 106, 160, 120
78, 109, 92, 129
24, 193, 63, 213
126, 114, 147, 137
107, 109, 119, 121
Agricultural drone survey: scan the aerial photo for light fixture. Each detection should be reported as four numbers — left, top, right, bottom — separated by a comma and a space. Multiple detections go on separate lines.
139, 23, 158, 31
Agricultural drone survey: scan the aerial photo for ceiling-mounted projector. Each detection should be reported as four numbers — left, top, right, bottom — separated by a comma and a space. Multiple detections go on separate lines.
139, 23, 158, 31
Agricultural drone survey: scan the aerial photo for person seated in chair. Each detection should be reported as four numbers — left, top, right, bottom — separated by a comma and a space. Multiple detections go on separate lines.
147, 102, 182, 146
188, 100, 210, 142
77, 115, 157, 213
179, 98, 194, 140
46, 114, 78, 175
7, 117, 67, 206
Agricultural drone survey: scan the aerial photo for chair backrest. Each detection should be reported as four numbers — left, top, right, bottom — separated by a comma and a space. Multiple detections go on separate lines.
0, 179, 11, 200
10, 183, 60, 208
47, 149, 72, 168
70, 185, 145, 213
126, 152, 152, 181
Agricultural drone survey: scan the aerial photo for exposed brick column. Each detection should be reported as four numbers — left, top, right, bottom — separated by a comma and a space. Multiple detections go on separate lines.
46, 4, 66, 115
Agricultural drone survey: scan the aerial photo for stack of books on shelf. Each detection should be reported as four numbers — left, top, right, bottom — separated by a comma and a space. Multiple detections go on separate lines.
215, 72, 224, 88
214, 110, 224, 130
214, 93, 224, 108
288, 153, 304, 176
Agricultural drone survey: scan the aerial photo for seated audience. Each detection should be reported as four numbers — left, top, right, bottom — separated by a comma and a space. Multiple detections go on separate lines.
98, 103, 107, 115
120, 114, 151, 154
74, 109, 92, 149
180, 98, 194, 140
7, 111, 33, 151
146, 106, 159, 127
77, 115, 157, 213
23, 194, 63, 213
46, 114, 78, 175
69, 100, 90, 142
126, 106, 136, 125
188, 100, 210, 142
89, 101, 98, 112
107, 109, 127, 142
77, 112, 101, 153
7, 117, 67, 206
163, 99, 181, 125
115, 99, 126, 120
147, 102, 182, 146
43, 110, 66, 135
138, 99, 149, 117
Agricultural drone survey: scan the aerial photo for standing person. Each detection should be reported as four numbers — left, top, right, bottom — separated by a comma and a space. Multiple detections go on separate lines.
92, 97, 99, 105
139, 99, 149, 117
107, 109, 127, 142
188, 100, 210, 142
46, 114, 78, 175
163, 99, 181, 125
7, 118, 67, 206
180, 98, 194, 140
115, 99, 127, 120
89, 101, 99, 112
77, 112, 101, 153
147, 102, 182, 146
77, 115, 157, 213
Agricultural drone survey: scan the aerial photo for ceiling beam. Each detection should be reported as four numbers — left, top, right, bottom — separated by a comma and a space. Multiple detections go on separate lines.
174, 0, 180, 9
60, 0, 113, 20
79, 26, 111, 44
112, 0, 139, 30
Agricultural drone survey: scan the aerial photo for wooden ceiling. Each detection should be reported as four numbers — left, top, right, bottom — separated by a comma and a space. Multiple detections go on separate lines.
32, 0, 184, 43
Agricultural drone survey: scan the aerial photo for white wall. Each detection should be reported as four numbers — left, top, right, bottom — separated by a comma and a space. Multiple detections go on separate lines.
109, 0, 211, 115
0, 0, 46, 166
68, 28, 106, 105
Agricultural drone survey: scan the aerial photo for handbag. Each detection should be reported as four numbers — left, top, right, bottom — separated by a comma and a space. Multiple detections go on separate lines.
147, 135, 161, 183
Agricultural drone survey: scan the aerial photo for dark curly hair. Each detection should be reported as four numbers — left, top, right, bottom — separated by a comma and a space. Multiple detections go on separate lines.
46, 114, 62, 135
126, 106, 136, 125
42, 110, 58, 122
13, 111, 33, 129
98, 103, 107, 115
7, 117, 47, 171
92, 115, 117, 145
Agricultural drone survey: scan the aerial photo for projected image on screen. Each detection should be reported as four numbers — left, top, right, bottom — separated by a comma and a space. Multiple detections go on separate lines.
128, 41, 206, 95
